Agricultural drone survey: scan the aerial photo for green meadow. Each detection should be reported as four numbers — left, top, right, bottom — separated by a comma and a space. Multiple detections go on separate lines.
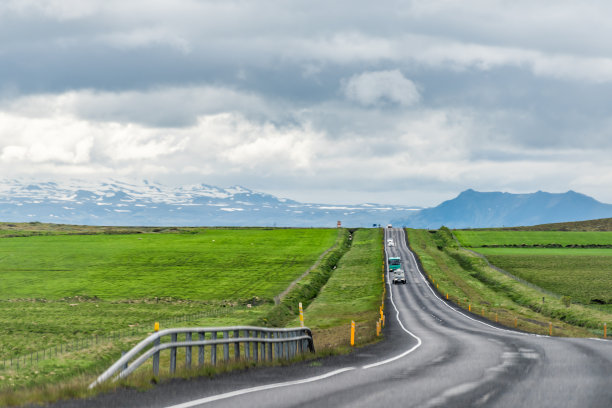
0, 229, 337, 300
454, 230, 612, 247
0, 228, 340, 392
408, 228, 612, 338
290, 229, 384, 348
454, 229, 612, 307
475, 247, 612, 306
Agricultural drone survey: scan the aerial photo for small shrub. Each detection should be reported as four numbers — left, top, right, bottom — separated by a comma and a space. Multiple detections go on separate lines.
561, 296, 571, 308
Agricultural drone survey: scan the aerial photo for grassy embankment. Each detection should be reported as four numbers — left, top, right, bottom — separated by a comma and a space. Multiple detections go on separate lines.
408, 227, 612, 337
287, 228, 385, 351
455, 230, 612, 312
0, 227, 342, 404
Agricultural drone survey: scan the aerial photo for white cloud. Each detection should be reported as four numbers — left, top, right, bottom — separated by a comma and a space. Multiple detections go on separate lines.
3, 1, 612, 206
0, 113, 95, 164
343, 70, 421, 107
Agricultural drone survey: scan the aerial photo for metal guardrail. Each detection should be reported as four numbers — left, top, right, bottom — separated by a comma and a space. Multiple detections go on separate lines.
1, 307, 240, 371
90, 326, 315, 388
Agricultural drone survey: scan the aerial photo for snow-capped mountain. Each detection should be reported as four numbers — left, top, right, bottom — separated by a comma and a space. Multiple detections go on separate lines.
0, 179, 419, 227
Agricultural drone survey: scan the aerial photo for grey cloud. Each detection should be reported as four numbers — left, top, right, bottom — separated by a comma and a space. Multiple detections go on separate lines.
2, 1, 612, 206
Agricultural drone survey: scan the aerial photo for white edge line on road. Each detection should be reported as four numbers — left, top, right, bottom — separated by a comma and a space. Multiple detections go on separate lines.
363, 229, 423, 369
403, 231, 540, 338
163, 367, 356, 408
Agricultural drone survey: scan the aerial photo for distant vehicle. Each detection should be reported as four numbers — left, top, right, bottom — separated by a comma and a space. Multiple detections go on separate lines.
392, 269, 406, 284
387, 224, 393, 228
388, 256, 401, 271
387, 239, 395, 247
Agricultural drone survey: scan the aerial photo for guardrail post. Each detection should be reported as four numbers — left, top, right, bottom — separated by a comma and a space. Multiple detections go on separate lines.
121, 351, 128, 371
308, 332, 315, 353
253, 331, 259, 362
284, 332, 289, 359
153, 324, 160, 376
186, 332, 192, 369
153, 339, 160, 376
198, 332, 205, 367
234, 330, 240, 360
274, 332, 280, 359
211, 331, 217, 366
267, 332, 273, 361
245, 330, 251, 360
170, 333, 177, 374
260, 331, 266, 360
223, 331, 230, 362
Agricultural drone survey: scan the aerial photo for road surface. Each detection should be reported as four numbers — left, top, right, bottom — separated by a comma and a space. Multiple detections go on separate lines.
56, 228, 612, 407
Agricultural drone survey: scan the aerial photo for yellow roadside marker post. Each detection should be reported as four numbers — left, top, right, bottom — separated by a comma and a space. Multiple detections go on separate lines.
154, 322, 160, 332
350, 321, 356, 346
376, 320, 381, 337
299, 302, 305, 328
549, 322, 553, 336
604, 323, 607, 339
468, 303, 471, 312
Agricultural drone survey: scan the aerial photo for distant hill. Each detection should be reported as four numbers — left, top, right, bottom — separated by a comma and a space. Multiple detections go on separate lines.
392, 189, 612, 229
3, 180, 610, 229
504, 217, 612, 231
0, 179, 418, 227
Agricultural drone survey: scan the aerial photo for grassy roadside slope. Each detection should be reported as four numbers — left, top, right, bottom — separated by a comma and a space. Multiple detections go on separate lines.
290, 229, 384, 350
407, 228, 611, 337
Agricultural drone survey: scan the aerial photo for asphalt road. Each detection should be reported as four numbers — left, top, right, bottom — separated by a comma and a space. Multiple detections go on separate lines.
51, 228, 612, 408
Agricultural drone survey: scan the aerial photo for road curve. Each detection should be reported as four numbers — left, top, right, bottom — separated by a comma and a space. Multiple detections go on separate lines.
54, 228, 612, 408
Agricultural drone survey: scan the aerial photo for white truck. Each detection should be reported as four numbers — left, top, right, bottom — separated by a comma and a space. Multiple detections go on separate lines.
392, 269, 406, 284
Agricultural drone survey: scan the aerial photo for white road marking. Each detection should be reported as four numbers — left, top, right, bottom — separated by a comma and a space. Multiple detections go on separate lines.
163, 229, 423, 407
363, 229, 423, 369
163, 367, 356, 408
403, 239, 537, 337
164, 228, 605, 408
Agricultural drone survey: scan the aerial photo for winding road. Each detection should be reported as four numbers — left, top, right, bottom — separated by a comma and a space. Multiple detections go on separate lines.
58, 228, 612, 407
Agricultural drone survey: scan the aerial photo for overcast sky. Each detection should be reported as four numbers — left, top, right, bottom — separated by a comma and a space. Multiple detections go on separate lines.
1, 0, 612, 206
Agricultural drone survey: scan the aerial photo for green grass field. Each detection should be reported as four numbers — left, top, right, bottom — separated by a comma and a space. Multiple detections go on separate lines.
0, 228, 340, 393
475, 247, 612, 305
294, 228, 383, 342
0, 229, 337, 300
408, 228, 612, 337
455, 230, 612, 247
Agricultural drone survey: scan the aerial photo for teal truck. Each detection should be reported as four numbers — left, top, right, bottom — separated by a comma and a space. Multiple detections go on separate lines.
388, 256, 401, 271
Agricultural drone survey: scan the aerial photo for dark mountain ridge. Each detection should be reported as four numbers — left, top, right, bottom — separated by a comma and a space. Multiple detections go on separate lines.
393, 189, 612, 229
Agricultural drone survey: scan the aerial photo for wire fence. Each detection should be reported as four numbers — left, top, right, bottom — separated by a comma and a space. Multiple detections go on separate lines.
0, 307, 241, 371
